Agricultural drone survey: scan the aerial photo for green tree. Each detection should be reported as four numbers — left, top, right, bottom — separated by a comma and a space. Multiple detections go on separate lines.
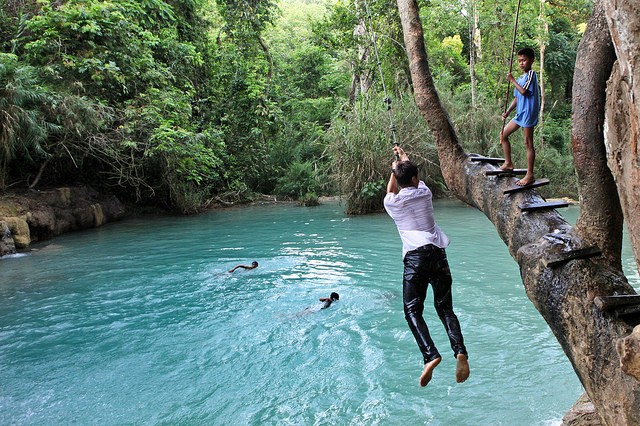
0, 53, 56, 190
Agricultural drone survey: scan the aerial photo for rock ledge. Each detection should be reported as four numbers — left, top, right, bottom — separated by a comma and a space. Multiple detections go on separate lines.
0, 187, 125, 257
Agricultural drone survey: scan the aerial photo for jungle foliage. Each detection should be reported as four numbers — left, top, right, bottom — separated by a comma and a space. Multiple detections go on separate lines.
0, 0, 588, 213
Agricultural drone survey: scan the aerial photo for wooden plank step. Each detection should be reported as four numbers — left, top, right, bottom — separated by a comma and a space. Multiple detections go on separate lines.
543, 246, 602, 268
612, 304, 640, 318
486, 169, 527, 176
503, 178, 550, 194
595, 295, 640, 322
519, 200, 569, 212
594, 294, 640, 310
470, 156, 505, 164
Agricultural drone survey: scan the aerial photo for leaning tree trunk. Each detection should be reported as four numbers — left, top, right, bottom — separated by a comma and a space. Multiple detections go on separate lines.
394, 0, 465, 192
396, 0, 640, 423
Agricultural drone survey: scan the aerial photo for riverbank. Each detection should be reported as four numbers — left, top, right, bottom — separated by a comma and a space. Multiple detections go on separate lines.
0, 186, 125, 257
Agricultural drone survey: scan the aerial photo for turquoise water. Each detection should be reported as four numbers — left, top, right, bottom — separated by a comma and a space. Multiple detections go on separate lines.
0, 200, 637, 425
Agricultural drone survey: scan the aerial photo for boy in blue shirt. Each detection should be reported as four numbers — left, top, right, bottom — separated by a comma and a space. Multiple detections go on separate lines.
499, 48, 540, 186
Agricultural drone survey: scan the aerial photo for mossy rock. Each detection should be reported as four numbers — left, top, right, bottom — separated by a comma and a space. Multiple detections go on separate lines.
4, 216, 31, 248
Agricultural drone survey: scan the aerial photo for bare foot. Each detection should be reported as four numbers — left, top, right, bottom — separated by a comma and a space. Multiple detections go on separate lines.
456, 354, 470, 383
419, 357, 442, 387
499, 162, 514, 171
515, 174, 535, 186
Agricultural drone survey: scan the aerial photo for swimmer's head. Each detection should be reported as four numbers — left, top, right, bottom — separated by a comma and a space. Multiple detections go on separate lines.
330, 292, 339, 301
252, 261, 259, 268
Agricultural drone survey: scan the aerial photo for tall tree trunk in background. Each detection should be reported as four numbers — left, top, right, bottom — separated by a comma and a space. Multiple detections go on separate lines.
572, 0, 622, 269
353, 9, 373, 96
602, 0, 640, 273
349, 74, 361, 105
257, 36, 273, 82
349, 3, 373, 103
396, 0, 640, 423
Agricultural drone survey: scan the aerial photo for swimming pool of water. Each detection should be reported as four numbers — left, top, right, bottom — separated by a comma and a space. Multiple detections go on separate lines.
0, 199, 636, 425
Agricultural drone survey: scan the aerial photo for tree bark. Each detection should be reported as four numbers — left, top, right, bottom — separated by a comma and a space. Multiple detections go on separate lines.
572, 0, 622, 270
395, 0, 466, 193
602, 0, 640, 273
353, 18, 373, 97
396, 0, 640, 423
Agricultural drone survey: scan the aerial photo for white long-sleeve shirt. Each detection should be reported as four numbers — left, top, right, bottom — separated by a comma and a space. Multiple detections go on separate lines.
384, 181, 450, 259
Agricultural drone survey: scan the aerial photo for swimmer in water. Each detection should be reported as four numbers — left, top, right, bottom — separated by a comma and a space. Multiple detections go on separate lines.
294, 292, 340, 317
228, 261, 259, 273
320, 292, 339, 309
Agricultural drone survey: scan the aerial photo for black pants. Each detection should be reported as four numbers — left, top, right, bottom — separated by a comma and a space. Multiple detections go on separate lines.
403, 244, 467, 364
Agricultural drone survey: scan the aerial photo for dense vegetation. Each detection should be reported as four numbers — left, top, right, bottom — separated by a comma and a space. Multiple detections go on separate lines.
0, 0, 590, 213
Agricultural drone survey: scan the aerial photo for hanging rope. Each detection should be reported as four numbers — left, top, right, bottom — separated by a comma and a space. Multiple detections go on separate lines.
362, 1, 399, 149
502, 0, 523, 132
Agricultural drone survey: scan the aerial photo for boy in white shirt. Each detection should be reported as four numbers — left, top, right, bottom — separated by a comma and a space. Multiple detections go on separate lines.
384, 146, 470, 387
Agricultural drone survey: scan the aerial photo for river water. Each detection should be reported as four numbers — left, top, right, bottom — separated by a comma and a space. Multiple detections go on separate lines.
0, 199, 638, 425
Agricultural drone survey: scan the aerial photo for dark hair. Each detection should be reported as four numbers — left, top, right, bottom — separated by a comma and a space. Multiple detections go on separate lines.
330, 292, 339, 301
517, 47, 535, 60
393, 160, 419, 187
252, 261, 259, 267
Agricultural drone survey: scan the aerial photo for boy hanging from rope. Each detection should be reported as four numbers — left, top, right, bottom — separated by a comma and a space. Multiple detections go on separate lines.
499, 47, 540, 186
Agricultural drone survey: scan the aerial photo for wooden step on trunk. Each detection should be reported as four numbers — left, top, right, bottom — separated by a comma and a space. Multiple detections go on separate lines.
503, 178, 550, 194
486, 169, 528, 176
594, 295, 640, 323
519, 200, 569, 212
543, 246, 602, 268
470, 156, 505, 165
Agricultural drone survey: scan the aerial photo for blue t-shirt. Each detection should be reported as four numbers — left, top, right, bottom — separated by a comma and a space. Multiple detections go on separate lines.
513, 70, 540, 128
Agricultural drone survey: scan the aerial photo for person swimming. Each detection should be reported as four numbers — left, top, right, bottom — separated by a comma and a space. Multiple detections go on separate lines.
294, 292, 341, 317
228, 261, 259, 273
320, 292, 339, 309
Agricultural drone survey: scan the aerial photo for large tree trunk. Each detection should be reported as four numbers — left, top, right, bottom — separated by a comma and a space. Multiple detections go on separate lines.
572, 0, 622, 270
602, 0, 640, 273
396, 0, 640, 423
395, 0, 466, 193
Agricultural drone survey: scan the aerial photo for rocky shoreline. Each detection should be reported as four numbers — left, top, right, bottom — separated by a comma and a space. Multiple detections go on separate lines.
0, 186, 125, 257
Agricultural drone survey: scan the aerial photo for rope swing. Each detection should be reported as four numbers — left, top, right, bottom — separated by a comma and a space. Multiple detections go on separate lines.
361, 1, 399, 150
